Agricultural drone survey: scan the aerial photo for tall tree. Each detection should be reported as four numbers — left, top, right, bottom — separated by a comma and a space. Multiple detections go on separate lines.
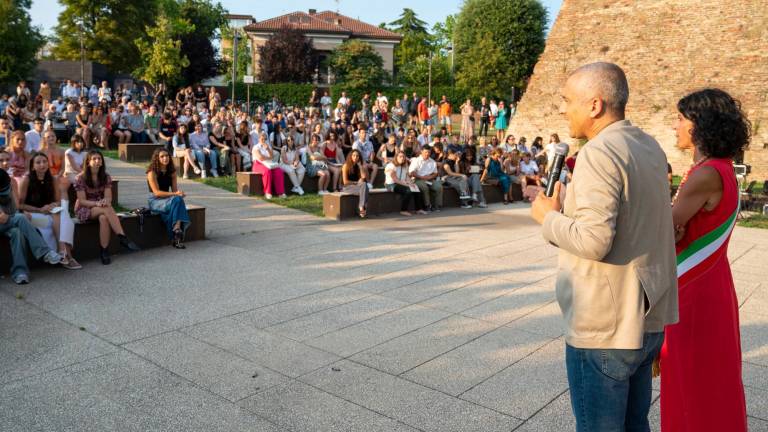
51, 0, 158, 73
454, 0, 547, 99
257, 26, 315, 84
329, 40, 387, 89
399, 55, 451, 87
431, 14, 457, 55
134, 14, 191, 86
177, 0, 227, 85
0, 0, 44, 83
387, 8, 432, 71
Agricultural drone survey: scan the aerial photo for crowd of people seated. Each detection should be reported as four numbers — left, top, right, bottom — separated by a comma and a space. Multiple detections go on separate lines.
0, 78, 572, 278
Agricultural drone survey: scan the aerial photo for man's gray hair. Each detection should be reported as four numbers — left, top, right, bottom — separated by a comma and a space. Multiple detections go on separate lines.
571, 62, 629, 114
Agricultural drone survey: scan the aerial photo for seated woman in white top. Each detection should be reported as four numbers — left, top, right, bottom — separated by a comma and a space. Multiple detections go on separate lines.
385, 150, 426, 216
518, 152, 542, 189
64, 134, 87, 184
279, 136, 306, 195
189, 122, 217, 178
251, 132, 286, 200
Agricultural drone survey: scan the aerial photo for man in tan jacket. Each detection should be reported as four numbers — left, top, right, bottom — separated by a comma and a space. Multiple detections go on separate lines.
531, 62, 678, 431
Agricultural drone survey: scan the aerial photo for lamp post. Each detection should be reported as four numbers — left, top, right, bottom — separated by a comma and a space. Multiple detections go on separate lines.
447, 42, 454, 88
78, 18, 85, 97
232, 30, 241, 107
427, 51, 433, 104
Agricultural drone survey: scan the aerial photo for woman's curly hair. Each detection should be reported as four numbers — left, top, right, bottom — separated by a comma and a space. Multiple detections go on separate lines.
146, 148, 175, 175
677, 88, 751, 159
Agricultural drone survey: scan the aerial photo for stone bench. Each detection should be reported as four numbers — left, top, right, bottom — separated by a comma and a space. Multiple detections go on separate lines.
323, 183, 522, 220
118, 143, 164, 162
66, 181, 119, 213
0, 206, 206, 272
236, 170, 386, 196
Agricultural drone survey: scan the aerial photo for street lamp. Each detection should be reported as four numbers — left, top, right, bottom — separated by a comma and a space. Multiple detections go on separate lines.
232, 29, 241, 107
77, 18, 85, 97
447, 43, 454, 88
427, 51, 433, 104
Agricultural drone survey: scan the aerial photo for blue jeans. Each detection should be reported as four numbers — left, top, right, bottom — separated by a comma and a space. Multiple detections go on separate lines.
0, 213, 52, 279
566, 332, 664, 432
193, 149, 218, 174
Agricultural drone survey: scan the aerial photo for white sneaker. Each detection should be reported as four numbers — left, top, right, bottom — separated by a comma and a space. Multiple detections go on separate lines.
367, 182, 374, 190
201, 171, 208, 179
193, 167, 201, 175
460, 194, 471, 200
182, 174, 190, 179
290, 186, 299, 194
471, 193, 478, 202
479, 201, 488, 208
318, 190, 328, 196
212, 171, 219, 178
264, 194, 273, 200
297, 187, 305, 196
278, 193, 287, 199
43, 250, 63, 265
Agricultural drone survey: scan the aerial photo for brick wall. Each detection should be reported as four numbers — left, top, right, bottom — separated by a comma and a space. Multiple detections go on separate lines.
508, 0, 768, 180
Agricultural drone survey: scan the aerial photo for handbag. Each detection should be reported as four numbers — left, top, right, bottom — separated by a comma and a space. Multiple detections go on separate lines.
131, 207, 152, 233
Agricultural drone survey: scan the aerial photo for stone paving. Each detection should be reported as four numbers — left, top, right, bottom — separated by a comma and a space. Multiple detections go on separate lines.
1, 157, 767, 431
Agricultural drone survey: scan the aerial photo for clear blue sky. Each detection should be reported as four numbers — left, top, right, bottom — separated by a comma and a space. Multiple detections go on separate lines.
29, 0, 563, 35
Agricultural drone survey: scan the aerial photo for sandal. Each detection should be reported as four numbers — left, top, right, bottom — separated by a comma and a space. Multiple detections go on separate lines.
359, 208, 367, 219
172, 229, 186, 249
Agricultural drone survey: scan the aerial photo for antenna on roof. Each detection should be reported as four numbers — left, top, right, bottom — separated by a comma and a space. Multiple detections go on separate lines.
335, 0, 340, 14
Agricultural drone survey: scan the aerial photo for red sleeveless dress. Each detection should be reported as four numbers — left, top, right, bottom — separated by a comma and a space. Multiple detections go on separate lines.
660, 158, 747, 431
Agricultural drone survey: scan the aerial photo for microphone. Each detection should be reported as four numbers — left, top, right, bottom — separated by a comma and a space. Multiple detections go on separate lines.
545, 143, 570, 197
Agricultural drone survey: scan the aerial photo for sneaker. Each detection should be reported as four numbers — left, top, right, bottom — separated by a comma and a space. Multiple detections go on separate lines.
417, 209, 429, 215
264, 194, 273, 200
63, 256, 82, 270
297, 187, 305, 196
479, 201, 488, 208
461, 203, 473, 209
471, 193, 478, 202
201, 171, 208, 179
278, 193, 287, 199
182, 174, 190, 179
193, 167, 201, 175
212, 171, 219, 178
433, 206, 442, 212
290, 186, 299, 194
318, 190, 328, 196
119, 236, 141, 252
13, 273, 29, 284
459, 194, 472, 200
42, 250, 63, 265
367, 182, 374, 190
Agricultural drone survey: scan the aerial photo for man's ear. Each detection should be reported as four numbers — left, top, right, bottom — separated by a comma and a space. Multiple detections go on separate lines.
589, 98, 605, 119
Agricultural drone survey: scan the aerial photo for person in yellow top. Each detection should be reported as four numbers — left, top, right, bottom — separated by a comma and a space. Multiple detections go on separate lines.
438, 95, 452, 135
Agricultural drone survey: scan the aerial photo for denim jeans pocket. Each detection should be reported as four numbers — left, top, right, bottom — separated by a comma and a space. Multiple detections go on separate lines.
591, 348, 644, 381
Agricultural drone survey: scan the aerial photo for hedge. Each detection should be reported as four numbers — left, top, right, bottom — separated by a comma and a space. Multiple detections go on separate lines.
234, 83, 500, 113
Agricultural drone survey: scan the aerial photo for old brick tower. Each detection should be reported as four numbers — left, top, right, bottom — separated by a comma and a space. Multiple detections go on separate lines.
508, 0, 768, 179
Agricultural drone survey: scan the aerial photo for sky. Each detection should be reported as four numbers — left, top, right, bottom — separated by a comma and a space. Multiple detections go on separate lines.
28, 0, 564, 35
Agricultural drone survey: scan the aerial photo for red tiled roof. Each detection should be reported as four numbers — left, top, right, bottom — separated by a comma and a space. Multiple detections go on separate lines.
244, 11, 402, 41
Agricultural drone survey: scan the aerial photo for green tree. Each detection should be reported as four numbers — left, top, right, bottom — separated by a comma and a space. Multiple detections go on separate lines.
221, 26, 251, 84
431, 14, 457, 54
0, 0, 44, 83
51, 0, 158, 73
177, 0, 227, 85
399, 55, 451, 87
134, 14, 191, 86
257, 26, 315, 84
387, 8, 432, 71
329, 40, 387, 89
454, 0, 547, 99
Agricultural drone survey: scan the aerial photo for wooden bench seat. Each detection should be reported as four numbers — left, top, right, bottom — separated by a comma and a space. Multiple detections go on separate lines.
236, 170, 386, 196
323, 183, 523, 220
118, 143, 165, 162
0, 206, 206, 272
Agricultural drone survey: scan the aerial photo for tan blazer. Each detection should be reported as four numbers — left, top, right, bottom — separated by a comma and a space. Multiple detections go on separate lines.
542, 120, 678, 349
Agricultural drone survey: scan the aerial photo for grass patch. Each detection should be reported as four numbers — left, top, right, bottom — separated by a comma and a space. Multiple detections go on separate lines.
191, 176, 238, 193
270, 194, 324, 217
191, 175, 324, 217
738, 214, 768, 229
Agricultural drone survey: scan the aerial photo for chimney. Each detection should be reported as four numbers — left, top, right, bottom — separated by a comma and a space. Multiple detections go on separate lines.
308, 9, 316, 15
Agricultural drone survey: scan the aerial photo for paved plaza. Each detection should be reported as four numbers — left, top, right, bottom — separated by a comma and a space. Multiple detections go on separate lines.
1, 158, 767, 431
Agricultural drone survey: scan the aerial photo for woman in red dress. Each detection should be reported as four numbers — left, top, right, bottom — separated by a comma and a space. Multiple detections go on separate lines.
660, 88, 749, 431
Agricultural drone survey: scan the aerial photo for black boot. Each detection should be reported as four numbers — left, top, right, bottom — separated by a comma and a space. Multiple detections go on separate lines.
172, 229, 186, 249
100, 247, 111, 265
118, 234, 141, 252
